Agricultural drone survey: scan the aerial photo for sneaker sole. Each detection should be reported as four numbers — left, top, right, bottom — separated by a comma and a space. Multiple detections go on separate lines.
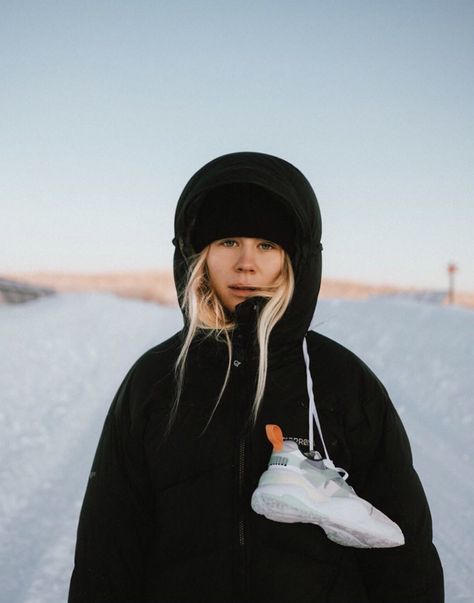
251, 484, 404, 548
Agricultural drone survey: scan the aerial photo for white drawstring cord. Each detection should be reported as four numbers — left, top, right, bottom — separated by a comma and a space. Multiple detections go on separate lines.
303, 333, 349, 480
303, 335, 330, 460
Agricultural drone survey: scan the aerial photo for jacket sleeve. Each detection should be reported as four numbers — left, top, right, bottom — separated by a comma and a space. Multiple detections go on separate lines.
68, 365, 155, 603
350, 368, 444, 603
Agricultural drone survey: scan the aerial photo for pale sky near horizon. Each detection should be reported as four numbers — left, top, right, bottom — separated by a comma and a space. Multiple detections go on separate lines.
1, 1, 473, 291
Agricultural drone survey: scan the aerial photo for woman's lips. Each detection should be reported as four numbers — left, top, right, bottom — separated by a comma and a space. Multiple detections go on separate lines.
229, 285, 259, 296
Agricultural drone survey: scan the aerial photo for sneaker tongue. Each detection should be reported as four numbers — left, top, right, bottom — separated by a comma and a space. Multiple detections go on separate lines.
282, 439, 300, 451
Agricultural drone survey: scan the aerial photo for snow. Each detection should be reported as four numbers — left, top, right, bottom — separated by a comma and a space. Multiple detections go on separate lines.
1, 293, 473, 602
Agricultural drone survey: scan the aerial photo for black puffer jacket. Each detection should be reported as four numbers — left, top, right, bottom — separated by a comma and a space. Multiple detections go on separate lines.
69, 153, 444, 603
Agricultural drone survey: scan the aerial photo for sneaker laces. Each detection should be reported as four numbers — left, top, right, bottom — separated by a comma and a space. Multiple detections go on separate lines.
303, 334, 349, 481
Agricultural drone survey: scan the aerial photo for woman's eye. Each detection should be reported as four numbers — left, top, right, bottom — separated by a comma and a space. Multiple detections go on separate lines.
259, 241, 276, 251
221, 239, 238, 247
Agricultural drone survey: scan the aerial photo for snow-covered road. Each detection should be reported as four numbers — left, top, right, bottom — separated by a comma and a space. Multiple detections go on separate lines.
1, 293, 473, 602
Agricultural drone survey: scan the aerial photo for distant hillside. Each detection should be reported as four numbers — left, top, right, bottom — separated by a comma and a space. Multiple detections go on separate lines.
1, 270, 176, 305
2, 270, 473, 309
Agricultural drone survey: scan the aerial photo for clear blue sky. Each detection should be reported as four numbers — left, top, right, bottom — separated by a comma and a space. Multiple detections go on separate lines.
1, 0, 473, 291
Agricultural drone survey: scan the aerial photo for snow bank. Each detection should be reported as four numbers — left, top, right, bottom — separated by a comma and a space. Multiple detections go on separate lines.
0, 293, 472, 602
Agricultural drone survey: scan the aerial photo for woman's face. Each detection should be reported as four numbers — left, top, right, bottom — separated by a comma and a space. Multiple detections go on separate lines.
206, 237, 284, 312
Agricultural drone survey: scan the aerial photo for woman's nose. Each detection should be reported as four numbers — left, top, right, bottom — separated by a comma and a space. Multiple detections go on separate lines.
235, 247, 256, 272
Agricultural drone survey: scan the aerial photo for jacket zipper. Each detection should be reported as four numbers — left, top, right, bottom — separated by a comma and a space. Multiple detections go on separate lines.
238, 436, 246, 547
237, 433, 249, 601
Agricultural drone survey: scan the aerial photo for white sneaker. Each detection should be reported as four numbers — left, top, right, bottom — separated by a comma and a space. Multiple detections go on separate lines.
251, 425, 405, 549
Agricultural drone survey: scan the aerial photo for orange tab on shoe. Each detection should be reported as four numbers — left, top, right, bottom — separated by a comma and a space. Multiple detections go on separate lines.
265, 424, 284, 452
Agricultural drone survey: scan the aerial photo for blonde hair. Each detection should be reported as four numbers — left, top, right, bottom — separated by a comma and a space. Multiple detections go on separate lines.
170, 245, 294, 431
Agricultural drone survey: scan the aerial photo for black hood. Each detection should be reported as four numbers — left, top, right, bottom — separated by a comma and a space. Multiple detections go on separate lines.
173, 151, 322, 349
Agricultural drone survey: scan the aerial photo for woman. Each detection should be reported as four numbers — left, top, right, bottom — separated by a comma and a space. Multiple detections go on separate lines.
69, 152, 444, 602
